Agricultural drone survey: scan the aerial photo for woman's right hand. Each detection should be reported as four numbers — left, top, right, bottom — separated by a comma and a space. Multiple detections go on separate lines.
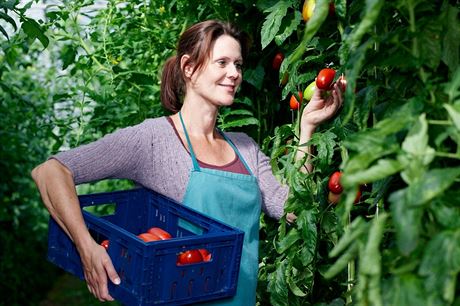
79, 240, 120, 301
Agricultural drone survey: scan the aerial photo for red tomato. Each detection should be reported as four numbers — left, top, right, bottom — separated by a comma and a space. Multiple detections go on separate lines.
137, 233, 161, 242
147, 227, 172, 240
198, 249, 212, 262
354, 188, 362, 204
100, 239, 109, 250
316, 68, 336, 90
289, 91, 303, 110
272, 52, 284, 70
328, 171, 343, 194
177, 250, 203, 265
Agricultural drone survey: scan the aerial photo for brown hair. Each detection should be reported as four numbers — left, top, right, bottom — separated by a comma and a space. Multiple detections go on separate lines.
160, 20, 250, 113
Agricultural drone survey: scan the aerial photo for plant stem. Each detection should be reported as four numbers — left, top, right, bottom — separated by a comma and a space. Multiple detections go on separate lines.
435, 152, 460, 159
428, 119, 451, 126
347, 213, 355, 305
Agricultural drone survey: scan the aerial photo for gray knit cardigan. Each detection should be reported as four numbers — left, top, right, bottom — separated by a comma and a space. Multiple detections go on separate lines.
53, 116, 289, 220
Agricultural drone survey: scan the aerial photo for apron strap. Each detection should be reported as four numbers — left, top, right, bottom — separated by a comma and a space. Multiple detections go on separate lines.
178, 111, 200, 171
178, 111, 254, 176
217, 129, 255, 176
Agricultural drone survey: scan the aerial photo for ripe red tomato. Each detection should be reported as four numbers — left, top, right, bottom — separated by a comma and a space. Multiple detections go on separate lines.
289, 91, 303, 110
328, 171, 343, 194
100, 239, 109, 250
147, 227, 172, 240
316, 68, 336, 90
272, 52, 284, 70
198, 249, 212, 262
177, 250, 203, 265
137, 233, 161, 242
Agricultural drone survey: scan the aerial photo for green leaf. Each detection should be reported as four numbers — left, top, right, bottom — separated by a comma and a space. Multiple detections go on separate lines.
359, 213, 387, 276
21, 18, 49, 49
244, 65, 265, 90
382, 274, 427, 306
419, 229, 460, 303
389, 188, 423, 255
274, 11, 302, 46
0, 25, 8, 40
275, 227, 301, 254
441, 5, 460, 73
268, 258, 289, 305
445, 67, 460, 104
60, 44, 77, 70
296, 209, 317, 266
323, 242, 359, 279
400, 113, 435, 184
307, 130, 337, 169
0, 12, 17, 32
419, 19, 442, 70
0, 0, 18, 10
219, 117, 259, 130
342, 159, 403, 187
260, 0, 292, 49
444, 104, 460, 131
329, 217, 367, 258
405, 167, 460, 207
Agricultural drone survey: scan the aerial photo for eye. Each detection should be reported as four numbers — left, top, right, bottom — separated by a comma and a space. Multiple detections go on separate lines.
235, 62, 243, 71
217, 60, 226, 66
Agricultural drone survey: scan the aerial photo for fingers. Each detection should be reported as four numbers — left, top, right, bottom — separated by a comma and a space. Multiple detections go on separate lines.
83, 249, 118, 302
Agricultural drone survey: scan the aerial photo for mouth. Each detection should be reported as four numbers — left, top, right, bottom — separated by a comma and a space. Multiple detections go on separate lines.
220, 84, 236, 93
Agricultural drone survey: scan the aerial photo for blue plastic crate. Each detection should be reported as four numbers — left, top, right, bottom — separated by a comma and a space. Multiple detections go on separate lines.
47, 187, 244, 305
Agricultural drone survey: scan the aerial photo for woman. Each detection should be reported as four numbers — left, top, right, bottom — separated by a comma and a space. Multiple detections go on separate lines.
32, 20, 342, 304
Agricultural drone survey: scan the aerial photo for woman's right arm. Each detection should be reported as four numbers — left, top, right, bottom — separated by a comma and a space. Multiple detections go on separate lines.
31, 159, 120, 302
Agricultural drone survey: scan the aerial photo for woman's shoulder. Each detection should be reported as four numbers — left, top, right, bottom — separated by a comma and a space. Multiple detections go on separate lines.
224, 131, 258, 149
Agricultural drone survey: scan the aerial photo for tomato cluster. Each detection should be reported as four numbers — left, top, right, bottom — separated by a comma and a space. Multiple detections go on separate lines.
327, 171, 362, 205
100, 226, 212, 265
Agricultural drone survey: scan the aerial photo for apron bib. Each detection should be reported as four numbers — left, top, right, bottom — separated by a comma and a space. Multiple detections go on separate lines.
178, 112, 261, 306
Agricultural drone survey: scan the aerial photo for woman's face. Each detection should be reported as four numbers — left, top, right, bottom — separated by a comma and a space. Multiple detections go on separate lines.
185, 35, 243, 108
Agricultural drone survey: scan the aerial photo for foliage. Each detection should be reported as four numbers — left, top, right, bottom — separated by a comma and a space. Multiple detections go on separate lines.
2, 0, 460, 305
257, 0, 460, 305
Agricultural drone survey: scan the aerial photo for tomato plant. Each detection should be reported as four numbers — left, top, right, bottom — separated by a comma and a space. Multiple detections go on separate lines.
177, 250, 203, 265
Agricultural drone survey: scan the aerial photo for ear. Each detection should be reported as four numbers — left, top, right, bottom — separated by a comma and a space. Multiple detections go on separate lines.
180, 55, 194, 78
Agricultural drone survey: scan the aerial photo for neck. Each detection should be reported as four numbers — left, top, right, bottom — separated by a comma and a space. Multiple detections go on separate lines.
178, 101, 218, 139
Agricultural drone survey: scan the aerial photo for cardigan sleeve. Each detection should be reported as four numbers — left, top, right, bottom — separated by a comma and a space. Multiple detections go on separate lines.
50, 122, 150, 185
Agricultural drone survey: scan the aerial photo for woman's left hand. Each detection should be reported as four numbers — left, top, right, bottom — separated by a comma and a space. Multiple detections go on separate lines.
301, 83, 343, 133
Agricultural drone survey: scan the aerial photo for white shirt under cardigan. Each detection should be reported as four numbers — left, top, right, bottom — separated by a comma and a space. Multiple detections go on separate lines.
52, 116, 289, 220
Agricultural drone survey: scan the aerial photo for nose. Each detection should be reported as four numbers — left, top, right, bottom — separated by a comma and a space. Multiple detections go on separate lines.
227, 64, 240, 80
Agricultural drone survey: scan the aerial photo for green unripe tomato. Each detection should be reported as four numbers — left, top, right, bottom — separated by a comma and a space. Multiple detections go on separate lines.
303, 81, 316, 101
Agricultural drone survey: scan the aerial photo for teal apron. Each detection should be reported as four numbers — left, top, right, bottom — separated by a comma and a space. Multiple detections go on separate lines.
178, 112, 261, 306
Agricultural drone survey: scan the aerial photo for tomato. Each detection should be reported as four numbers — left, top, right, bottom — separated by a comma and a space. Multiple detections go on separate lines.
198, 249, 212, 262
328, 191, 341, 204
337, 74, 347, 92
272, 52, 284, 70
147, 227, 172, 240
316, 68, 336, 90
137, 232, 161, 242
289, 91, 303, 110
302, 0, 315, 22
328, 171, 343, 194
303, 81, 316, 101
100, 239, 109, 250
177, 250, 203, 265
